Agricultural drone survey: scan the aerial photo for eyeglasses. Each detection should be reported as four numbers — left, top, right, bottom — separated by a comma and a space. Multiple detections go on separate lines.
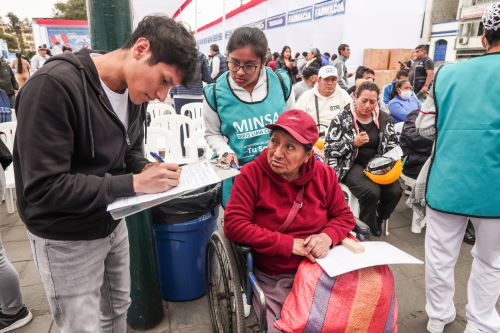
227, 61, 260, 74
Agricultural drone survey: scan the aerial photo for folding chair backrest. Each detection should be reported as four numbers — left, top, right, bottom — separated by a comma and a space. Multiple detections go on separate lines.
147, 102, 175, 120
0, 121, 17, 151
180, 102, 204, 139
148, 115, 198, 164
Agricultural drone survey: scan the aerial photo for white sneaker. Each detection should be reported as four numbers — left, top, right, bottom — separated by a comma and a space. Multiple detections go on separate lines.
463, 322, 483, 333
427, 313, 456, 333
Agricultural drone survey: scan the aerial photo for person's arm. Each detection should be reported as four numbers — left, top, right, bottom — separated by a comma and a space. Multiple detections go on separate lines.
10, 68, 19, 91
333, 61, 347, 90
324, 114, 354, 174
210, 56, 220, 80
200, 55, 212, 84
416, 93, 436, 140
420, 59, 435, 94
124, 107, 149, 174
388, 100, 408, 123
203, 98, 234, 156
224, 169, 294, 257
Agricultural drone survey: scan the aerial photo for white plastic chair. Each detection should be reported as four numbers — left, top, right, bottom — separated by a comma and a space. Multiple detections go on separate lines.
0, 121, 17, 213
180, 102, 212, 159
147, 102, 175, 121
147, 115, 198, 164
340, 183, 390, 236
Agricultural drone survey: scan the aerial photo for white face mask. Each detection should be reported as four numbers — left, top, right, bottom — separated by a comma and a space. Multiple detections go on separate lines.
400, 90, 412, 100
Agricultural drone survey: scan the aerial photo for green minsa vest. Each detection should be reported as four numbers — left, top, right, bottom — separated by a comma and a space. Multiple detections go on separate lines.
204, 67, 291, 206
426, 53, 500, 217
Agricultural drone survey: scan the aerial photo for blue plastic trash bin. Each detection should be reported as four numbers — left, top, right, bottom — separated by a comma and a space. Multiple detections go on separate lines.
153, 207, 218, 301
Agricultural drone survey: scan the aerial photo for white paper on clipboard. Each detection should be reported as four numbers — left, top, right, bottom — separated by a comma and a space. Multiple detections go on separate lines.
107, 160, 240, 220
316, 241, 423, 278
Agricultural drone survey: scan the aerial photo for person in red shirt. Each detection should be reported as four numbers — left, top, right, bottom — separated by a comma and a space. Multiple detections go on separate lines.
224, 109, 355, 331
266, 52, 279, 71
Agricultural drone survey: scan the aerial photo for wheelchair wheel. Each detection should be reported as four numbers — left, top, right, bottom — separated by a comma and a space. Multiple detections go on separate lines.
206, 230, 246, 333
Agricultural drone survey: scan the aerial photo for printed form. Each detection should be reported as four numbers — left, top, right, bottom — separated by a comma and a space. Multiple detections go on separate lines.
107, 160, 222, 216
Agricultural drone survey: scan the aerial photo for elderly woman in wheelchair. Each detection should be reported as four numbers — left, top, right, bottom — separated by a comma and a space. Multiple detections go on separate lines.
207, 109, 356, 332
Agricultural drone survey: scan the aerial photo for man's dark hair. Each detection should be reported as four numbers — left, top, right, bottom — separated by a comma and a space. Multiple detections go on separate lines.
396, 70, 409, 79
331, 53, 338, 61
302, 51, 308, 57
294, 52, 300, 59
354, 66, 368, 79
484, 28, 500, 46
210, 44, 220, 53
415, 44, 429, 53
355, 81, 380, 98
122, 16, 198, 86
323, 52, 331, 58
302, 66, 318, 80
226, 27, 268, 62
272, 52, 280, 60
338, 43, 349, 54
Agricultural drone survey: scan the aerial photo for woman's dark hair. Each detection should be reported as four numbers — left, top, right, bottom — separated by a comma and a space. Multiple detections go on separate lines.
226, 26, 268, 63
62, 46, 73, 53
281, 45, 291, 60
272, 52, 280, 61
389, 79, 409, 100
294, 52, 300, 59
122, 16, 198, 87
16, 53, 23, 74
355, 81, 380, 98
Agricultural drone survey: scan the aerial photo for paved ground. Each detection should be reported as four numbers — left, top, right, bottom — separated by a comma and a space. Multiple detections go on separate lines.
1, 195, 499, 333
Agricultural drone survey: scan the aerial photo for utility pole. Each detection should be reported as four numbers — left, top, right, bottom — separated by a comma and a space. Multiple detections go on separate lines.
86, 0, 164, 330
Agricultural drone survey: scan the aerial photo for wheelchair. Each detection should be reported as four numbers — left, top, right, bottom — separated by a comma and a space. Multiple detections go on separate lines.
205, 220, 371, 333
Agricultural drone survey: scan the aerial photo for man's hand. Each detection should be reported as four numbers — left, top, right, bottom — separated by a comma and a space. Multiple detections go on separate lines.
353, 132, 369, 147
420, 85, 429, 95
304, 233, 332, 259
292, 238, 316, 262
133, 163, 181, 193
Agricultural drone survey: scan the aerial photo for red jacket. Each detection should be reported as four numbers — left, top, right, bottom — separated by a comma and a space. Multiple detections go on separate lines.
224, 149, 355, 275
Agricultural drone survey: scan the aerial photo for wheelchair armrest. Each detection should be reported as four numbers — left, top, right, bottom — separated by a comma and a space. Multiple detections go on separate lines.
235, 244, 251, 255
353, 217, 371, 241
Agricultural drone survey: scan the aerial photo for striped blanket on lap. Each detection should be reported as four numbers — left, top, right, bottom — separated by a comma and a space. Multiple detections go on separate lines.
274, 260, 397, 333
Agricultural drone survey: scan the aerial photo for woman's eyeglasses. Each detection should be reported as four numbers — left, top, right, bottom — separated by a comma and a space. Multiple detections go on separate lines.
227, 61, 260, 74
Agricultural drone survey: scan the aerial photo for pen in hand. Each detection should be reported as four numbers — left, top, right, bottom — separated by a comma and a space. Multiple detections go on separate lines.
150, 152, 165, 163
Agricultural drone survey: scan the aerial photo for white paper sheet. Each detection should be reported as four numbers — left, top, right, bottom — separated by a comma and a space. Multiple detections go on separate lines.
316, 241, 423, 278
107, 160, 222, 212
383, 145, 404, 161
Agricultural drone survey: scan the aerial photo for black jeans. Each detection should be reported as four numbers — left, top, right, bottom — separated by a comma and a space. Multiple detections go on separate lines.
343, 164, 402, 229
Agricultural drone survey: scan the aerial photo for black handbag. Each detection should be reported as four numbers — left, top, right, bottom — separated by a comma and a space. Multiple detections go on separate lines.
0, 139, 12, 170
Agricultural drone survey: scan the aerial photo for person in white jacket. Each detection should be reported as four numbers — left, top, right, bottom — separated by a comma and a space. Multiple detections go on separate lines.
30, 46, 50, 74
296, 65, 352, 134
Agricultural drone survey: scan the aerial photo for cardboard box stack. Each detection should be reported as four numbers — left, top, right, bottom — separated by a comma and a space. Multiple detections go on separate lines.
363, 48, 413, 89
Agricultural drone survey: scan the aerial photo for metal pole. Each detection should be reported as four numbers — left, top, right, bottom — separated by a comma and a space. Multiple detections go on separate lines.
86, 0, 164, 329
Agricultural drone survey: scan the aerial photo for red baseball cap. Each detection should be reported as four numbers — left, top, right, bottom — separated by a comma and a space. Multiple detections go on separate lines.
266, 109, 319, 145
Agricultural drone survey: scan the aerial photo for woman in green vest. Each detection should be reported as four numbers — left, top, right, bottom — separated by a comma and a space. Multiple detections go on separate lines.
203, 27, 295, 206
